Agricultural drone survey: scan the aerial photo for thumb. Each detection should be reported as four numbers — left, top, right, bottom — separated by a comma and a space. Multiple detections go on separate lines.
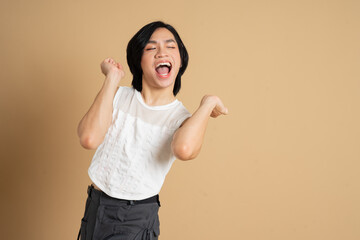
217, 102, 228, 115
116, 62, 123, 70
219, 106, 228, 115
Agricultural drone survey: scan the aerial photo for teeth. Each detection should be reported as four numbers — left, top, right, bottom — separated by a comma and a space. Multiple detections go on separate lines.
156, 62, 171, 68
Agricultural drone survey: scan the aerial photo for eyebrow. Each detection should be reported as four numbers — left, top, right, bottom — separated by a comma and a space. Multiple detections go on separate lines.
146, 39, 176, 44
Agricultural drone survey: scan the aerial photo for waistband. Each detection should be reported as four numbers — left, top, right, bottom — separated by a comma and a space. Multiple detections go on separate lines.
87, 184, 161, 206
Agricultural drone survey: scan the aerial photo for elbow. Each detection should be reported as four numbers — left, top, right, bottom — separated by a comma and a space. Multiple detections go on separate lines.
77, 125, 103, 150
79, 135, 100, 150
172, 143, 197, 161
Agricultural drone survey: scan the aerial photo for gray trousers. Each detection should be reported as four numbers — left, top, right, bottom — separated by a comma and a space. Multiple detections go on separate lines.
78, 185, 160, 240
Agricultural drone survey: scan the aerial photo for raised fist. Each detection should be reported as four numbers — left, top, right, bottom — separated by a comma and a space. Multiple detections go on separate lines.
100, 58, 125, 80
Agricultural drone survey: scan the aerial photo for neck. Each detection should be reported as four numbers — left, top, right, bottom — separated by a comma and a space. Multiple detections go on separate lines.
141, 85, 176, 106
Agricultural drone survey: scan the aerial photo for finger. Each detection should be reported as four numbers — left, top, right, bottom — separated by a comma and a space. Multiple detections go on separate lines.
210, 109, 220, 118
214, 107, 226, 116
222, 107, 229, 115
211, 107, 227, 118
116, 62, 123, 69
211, 113, 220, 118
216, 102, 228, 115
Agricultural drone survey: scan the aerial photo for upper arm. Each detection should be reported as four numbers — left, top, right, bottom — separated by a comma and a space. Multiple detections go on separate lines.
179, 116, 190, 128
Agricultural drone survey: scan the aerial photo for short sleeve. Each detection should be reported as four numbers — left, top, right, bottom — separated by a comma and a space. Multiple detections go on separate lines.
175, 110, 192, 129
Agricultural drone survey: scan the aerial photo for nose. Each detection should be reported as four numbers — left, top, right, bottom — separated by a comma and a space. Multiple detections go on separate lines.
155, 46, 168, 58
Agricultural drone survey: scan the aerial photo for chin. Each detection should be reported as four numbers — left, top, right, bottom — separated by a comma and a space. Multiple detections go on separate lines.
154, 73, 176, 87
143, 71, 177, 90
157, 81, 175, 90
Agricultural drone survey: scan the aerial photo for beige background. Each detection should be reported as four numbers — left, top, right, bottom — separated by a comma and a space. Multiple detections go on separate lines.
1, 0, 359, 239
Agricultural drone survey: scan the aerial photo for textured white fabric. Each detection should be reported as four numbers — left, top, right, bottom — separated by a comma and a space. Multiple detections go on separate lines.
88, 87, 191, 200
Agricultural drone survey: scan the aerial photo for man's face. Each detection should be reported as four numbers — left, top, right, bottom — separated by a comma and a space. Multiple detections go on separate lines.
140, 28, 181, 91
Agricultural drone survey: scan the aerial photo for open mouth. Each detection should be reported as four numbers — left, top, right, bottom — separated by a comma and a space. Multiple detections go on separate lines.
155, 62, 172, 78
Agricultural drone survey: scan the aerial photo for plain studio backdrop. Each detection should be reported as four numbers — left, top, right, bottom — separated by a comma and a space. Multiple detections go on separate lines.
0, 0, 359, 239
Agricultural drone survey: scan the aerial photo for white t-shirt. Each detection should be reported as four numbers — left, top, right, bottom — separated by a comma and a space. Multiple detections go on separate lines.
88, 86, 191, 200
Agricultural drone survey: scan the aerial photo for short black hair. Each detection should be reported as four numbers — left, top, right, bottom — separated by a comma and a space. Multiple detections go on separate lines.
126, 21, 189, 96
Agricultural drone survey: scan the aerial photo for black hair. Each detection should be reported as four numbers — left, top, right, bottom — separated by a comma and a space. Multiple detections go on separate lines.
126, 21, 189, 96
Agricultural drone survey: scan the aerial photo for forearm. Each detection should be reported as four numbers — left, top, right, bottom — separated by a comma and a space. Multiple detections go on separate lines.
172, 98, 216, 160
77, 75, 119, 149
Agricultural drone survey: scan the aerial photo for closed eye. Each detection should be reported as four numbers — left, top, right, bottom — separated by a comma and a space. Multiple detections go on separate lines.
146, 48, 156, 50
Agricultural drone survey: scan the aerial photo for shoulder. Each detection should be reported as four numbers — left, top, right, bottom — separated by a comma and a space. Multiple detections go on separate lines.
113, 86, 136, 109
176, 102, 191, 117
171, 101, 192, 129
116, 86, 134, 95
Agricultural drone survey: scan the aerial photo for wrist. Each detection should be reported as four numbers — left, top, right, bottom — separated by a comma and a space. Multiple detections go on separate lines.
107, 70, 122, 80
104, 77, 119, 90
200, 95, 218, 108
198, 96, 217, 117
105, 72, 121, 85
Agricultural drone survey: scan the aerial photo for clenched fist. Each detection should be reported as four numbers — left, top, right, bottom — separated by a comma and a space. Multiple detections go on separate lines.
200, 95, 228, 118
100, 58, 125, 85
